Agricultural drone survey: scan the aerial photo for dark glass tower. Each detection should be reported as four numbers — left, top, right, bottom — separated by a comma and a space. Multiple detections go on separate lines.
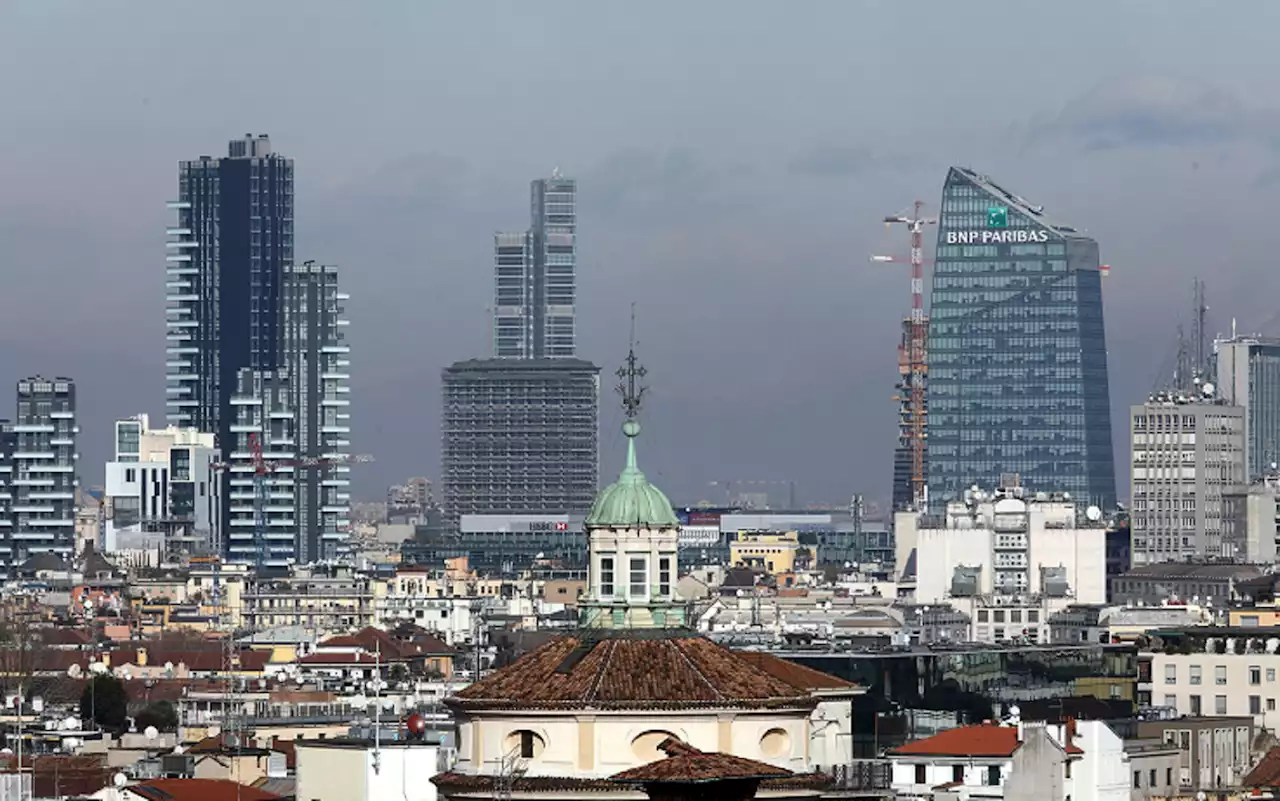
927, 167, 1115, 509
166, 135, 295, 557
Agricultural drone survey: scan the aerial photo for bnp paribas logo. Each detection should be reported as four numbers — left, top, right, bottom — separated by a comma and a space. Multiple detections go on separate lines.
987, 206, 1009, 228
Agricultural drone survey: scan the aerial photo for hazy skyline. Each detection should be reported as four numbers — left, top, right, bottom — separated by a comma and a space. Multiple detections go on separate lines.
4, 2, 1280, 508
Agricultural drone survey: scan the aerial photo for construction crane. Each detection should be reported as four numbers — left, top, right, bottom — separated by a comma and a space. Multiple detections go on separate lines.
872, 201, 937, 513
212, 433, 373, 570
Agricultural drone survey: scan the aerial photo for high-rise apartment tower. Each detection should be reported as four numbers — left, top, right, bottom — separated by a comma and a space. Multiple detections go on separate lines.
927, 167, 1116, 509
9, 377, 78, 571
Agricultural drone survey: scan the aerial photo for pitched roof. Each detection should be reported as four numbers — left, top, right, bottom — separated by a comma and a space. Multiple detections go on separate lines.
449, 631, 817, 711
316, 626, 453, 660
127, 778, 280, 801
1244, 745, 1280, 787
732, 651, 857, 691
890, 724, 1020, 758
611, 737, 794, 784
433, 772, 831, 794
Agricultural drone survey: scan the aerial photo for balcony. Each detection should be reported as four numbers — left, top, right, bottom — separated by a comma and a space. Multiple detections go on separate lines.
830, 761, 892, 792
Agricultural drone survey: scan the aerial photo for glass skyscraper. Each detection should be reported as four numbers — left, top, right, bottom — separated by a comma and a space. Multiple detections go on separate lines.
493, 173, 577, 358
927, 167, 1115, 509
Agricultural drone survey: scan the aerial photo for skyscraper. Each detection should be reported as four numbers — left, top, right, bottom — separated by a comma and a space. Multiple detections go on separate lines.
9, 377, 77, 570
441, 358, 599, 524
493, 173, 577, 359
1214, 335, 1280, 479
165, 133, 294, 454
222, 262, 351, 566
927, 167, 1115, 509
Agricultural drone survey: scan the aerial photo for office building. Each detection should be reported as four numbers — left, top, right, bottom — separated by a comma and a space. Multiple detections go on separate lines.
1129, 392, 1246, 564
8, 377, 78, 570
103, 414, 220, 553
894, 478, 1107, 644
1215, 335, 1280, 480
927, 167, 1115, 510
441, 358, 599, 525
222, 264, 350, 566
493, 173, 576, 358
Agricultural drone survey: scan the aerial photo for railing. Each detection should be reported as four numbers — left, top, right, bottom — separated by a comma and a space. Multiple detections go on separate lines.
831, 760, 892, 791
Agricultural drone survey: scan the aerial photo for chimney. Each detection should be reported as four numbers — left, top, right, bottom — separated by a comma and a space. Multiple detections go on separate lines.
137, 647, 148, 667
1065, 717, 1077, 751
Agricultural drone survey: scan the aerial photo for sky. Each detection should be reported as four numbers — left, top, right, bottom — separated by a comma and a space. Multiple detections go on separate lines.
3, 1, 1280, 511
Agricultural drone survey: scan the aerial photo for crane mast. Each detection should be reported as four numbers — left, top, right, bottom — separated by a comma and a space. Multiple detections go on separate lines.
873, 201, 936, 513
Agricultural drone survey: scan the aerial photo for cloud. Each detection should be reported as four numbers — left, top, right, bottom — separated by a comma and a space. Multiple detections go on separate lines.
1025, 74, 1279, 152
787, 145, 907, 177
581, 148, 758, 224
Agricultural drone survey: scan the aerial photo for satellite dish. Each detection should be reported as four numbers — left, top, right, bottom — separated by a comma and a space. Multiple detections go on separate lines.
1202, 382, 1215, 397
67, 664, 82, 679
66, 717, 81, 731
351, 694, 369, 708
31, 697, 43, 713
89, 662, 107, 675
144, 726, 159, 740
1086, 506, 1103, 522
172, 745, 185, 755
258, 679, 267, 689
113, 773, 128, 787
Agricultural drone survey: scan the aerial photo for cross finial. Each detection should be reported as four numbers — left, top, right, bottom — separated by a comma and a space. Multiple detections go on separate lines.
615, 304, 647, 422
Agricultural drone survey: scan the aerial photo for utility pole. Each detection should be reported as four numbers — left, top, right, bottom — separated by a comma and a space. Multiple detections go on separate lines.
873, 202, 937, 512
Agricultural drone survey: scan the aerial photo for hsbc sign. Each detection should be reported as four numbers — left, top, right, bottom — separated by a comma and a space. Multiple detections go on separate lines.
945, 229, 1050, 245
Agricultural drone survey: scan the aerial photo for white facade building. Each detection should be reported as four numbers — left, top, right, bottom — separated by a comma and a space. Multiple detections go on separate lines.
103, 414, 220, 553
896, 482, 1106, 644
8, 376, 79, 571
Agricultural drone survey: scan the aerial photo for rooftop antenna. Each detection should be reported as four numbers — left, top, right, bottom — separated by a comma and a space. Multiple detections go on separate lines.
551, 166, 562, 180
1192, 278, 1209, 383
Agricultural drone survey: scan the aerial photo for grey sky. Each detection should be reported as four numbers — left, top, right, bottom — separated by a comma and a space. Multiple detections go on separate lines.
3, 1, 1280, 509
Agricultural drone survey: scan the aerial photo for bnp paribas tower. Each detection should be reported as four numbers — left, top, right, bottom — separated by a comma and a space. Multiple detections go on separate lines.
926, 167, 1115, 510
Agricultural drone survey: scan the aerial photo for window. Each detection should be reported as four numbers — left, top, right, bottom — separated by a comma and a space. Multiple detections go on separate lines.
915, 765, 926, 784
1216, 695, 1227, 714
1133, 770, 1141, 789
986, 766, 1000, 786
1190, 695, 1201, 715
1165, 664, 1177, 684
1268, 668, 1276, 683
1216, 665, 1228, 685
978, 610, 988, 622
1010, 610, 1022, 623
994, 610, 1006, 623
1164, 694, 1177, 707
1251, 666, 1262, 685
1251, 695, 1262, 715
1166, 767, 1173, 786
1190, 665, 1202, 685
125, 468, 137, 482
1149, 769, 1157, 786
629, 557, 647, 599
600, 558, 614, 598
658, 557, 671, 597
952, 765, 964, 783
1064, 761, 1072, 779
1269, 698, 1276, 712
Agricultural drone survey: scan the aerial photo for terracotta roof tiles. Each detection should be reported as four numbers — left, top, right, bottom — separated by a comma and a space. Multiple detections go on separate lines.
450, 632, 819, 711
732, 651, 858, 691
1244, 746, 1280, 788
890, 724, 1020, 758
611, 737, 794, 784
127, 778, 280, 801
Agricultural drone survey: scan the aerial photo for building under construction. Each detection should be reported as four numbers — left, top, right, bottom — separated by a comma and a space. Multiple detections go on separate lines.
891, 317, 928, 511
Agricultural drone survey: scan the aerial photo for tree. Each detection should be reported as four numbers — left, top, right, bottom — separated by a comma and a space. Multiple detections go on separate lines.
136, 700, 178, 732
80, 675, 129, 731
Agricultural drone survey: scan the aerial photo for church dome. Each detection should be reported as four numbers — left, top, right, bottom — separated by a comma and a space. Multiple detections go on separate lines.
585, 420, 679, 529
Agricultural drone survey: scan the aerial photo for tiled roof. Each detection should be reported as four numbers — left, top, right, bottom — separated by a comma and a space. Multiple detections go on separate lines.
449, 631, 818, 711
127, 778, 280, 801
611, 737, 795, 784
316, 626, 454, 660
732, 651, 857, 691
890, 724, 1020, 758
298, 651, 379, 665
1244, 745, 1280, 787
433, 771, 831, 794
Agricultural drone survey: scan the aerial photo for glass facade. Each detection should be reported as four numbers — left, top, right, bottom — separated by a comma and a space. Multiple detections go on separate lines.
927, 167, 1115, 509
1214, 337, 1280, 479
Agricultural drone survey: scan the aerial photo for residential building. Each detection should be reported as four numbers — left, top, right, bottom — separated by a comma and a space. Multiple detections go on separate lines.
165, 134, 294, 436
219, 264, 350, 566
1215, 334, 1280, 480
928, 166, 1115, 510
296, 738, 445, 801
1129, 393, 1246, 564
240, 563, 382, 632
103, 414, 220, 554
1134, 716, 1256, 791
887, 718, 1173, 801
1109, 563, 1263, 607
8, 376, 78, 572
441, 358, 599, 526
387, 477, 433, 522
729, 530, 811, 574
895, 478, 1107, 643
493, 173, 577, 359
1145, 626, 1280, 731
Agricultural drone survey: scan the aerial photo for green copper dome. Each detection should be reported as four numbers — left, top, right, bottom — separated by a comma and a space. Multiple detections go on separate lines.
585, 420, 679, 528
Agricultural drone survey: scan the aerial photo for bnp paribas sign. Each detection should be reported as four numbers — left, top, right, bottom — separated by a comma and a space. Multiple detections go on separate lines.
944, 205, 1050, 244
